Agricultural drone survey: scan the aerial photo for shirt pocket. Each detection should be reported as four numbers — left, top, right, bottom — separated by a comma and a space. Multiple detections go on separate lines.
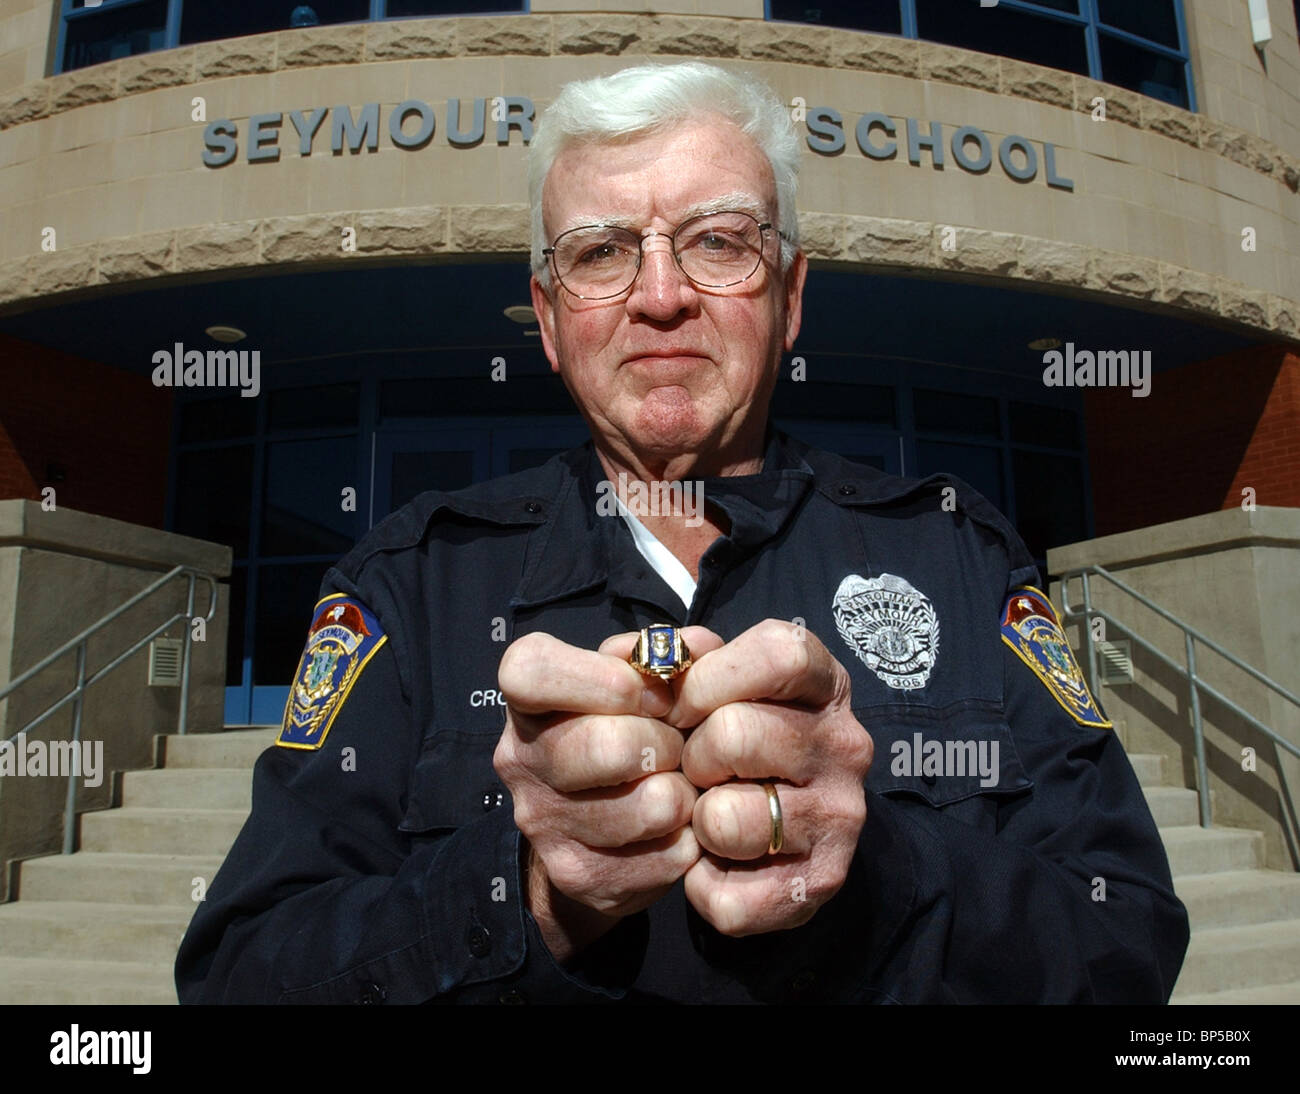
857, 701, 1032, 808
398, 730, 511, 834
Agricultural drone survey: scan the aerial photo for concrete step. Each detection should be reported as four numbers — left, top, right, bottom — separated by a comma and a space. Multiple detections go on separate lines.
1171, 919, 1300, 997
1128, 753, 1165, 787
161, 728, 277, 769
1172, 980, 1300, 1005
0, 957, 177, 1005
79, 807, 247, 857
0, 901, 193, 963
1159, 825, 1264, 877
1174, 869, 1300, 930
1143, 785, 1201, 828
121, 768, 252, 810
15, 852, 225, 907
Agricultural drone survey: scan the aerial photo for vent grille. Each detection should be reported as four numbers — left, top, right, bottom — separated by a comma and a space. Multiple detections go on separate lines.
1098, 639, 1133, 685
149, 638, 183, 687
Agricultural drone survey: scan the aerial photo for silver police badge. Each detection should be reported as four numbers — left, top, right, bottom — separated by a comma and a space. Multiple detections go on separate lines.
832, 573, 940, 690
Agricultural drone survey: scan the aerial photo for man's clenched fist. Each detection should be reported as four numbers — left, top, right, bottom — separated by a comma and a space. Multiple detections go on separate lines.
492, 627, 723, 963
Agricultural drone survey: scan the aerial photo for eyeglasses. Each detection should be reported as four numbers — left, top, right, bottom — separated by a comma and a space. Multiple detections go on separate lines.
543, 210, 785, 300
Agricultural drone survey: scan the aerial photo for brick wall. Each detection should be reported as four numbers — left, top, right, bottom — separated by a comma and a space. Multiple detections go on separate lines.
0, 332, 171, 529
1085, 344, 1300, 536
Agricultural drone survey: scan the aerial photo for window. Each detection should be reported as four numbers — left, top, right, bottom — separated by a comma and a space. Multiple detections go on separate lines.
767, 1, 902, 35
61, 0, 168, 71
180, 2, 371, 47
769, 0, 1195, 110
915, 0, 1089, 77
57, 0, 526, 73
908, 388, 1087, 570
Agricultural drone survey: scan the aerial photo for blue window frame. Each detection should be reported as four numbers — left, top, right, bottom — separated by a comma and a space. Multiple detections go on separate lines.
767, 0, 1196, 110
55, 0, 528, 74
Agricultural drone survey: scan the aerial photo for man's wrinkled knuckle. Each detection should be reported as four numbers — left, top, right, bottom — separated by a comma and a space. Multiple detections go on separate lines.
702, 789, 743, 851
602, 661, 641, 710
588, 718, 629, 779
716, 703, 750, 767
759, 621, 809, 683
638, 773, 681, 834
509, 792, 541, 836
498, 632, 548, 691
545, 848, 589, 897
708, 889, 750, 937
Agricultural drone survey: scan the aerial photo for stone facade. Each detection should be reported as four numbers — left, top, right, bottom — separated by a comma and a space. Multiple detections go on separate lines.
0, 9, 1293, 343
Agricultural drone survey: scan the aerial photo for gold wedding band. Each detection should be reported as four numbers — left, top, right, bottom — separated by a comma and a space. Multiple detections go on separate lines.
629, 624, 693, 679
764, 782, 784, 855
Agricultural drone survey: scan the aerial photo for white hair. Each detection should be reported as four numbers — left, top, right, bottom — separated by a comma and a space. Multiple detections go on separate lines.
527, 62, 802, 290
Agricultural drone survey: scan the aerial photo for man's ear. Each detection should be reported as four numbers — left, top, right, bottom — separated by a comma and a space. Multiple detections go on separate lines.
530, 274, 562, 375
782, 249, 808, 351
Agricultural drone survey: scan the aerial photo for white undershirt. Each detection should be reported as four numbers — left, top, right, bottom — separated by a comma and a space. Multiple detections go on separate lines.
614, 495, 698, 612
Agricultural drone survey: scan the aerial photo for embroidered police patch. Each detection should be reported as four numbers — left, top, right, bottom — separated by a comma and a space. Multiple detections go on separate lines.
277, 595, 387, 750
1001, 587, 1111, 728
832, 573, 940, 690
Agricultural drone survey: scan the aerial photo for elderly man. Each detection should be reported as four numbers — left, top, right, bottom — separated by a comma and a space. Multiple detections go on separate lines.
176, 62, 1188, 1004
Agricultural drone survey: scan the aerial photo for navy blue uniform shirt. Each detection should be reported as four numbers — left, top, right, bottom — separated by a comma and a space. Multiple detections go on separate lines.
175, 431, 1189, 1003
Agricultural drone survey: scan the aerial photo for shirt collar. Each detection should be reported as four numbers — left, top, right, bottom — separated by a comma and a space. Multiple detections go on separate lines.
512, 430, 816, 611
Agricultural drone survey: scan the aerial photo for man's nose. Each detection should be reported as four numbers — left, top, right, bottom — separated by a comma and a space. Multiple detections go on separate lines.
627, 235, 698, 317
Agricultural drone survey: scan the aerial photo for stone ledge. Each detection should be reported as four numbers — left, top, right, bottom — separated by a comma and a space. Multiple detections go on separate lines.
0, 500, 233, 576
277, 24, 367, 69
1073, 76, 1142, 127
195, 34, 277, 79
645, 15, 740, 57
833, 33, 919, 76
738, 22, 832, 65
554, 14, 643, 56
0, 14, 1291, 194
118, 52, 197, 95
458, 14, 551, 56
934, 226, 1021, 276
1001, 57, 1072, 109
919, 42, 999, 92
364, 20, 457, 60
0, 214, 1294, 348
98, 231, 176, 283
1047, 505, 1300, 576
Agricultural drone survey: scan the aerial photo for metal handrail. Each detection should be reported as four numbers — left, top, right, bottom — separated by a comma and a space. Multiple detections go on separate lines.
0, 565, 219, 854
1059, 564, 1300, 867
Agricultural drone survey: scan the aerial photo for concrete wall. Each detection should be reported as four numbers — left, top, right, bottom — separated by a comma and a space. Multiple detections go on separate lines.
0, 1, 54, 93
0, 500, 231, 902
0, 13, 1294, 343
1185, 0, 1300, 152
1048, 506, 1300, 871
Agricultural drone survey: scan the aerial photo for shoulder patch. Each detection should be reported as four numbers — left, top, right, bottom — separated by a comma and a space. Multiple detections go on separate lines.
278, 594, 387, 750
1001, 586, 1112, 728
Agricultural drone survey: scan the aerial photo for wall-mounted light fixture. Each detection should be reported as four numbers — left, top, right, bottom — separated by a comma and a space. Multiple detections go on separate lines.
1248, 0, 1272, 51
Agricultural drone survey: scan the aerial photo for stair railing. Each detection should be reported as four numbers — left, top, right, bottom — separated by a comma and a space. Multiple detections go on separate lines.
0, 566, 218, 854
1059, 565, 1300, 867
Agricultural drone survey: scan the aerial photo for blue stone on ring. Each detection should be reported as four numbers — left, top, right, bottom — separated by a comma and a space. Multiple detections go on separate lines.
631, 624, 692, 679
